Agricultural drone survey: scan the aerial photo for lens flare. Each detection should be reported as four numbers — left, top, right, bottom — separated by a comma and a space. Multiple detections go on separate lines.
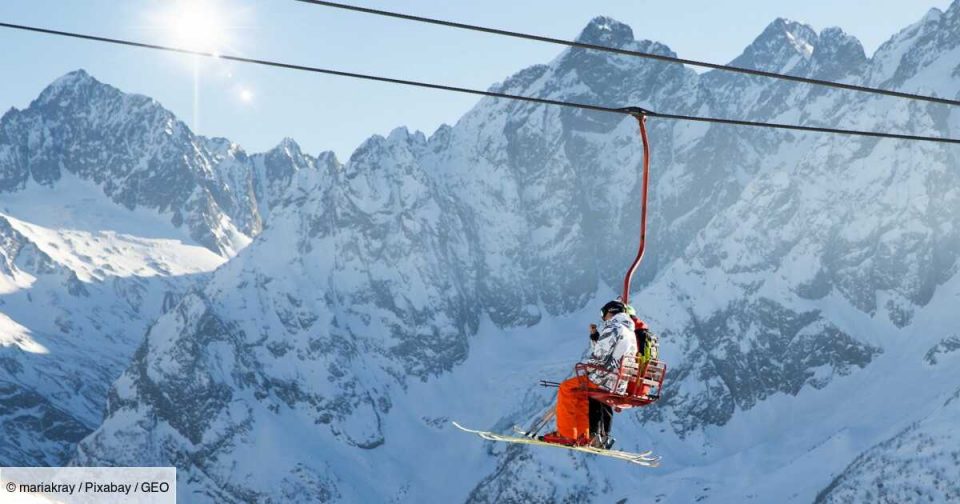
140, 0, 253, 131
152, 0, 231, 53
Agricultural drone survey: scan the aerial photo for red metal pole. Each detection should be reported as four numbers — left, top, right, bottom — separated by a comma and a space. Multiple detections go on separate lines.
621, 114, 650, 305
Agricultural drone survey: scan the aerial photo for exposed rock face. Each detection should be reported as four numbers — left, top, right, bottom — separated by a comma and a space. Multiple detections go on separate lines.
0, 70, 325, 256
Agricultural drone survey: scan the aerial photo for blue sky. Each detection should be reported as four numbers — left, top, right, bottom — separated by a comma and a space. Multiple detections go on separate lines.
0, 0, 953, 160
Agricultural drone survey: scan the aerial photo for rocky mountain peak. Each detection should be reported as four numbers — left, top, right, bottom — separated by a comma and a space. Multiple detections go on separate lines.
316, 150, 341, 170
33, 69, 156, 116
817, 27, 863, 54
921, 6, 945, 25
387, 125, 425, 145
35, 69, 98, 101
261, 137, 311, 173
275, 137, 303, 156
575, 16, 635, 47
939, 0, 960, 38
810, 27, 867, 79
346, 126, 426, 173
0, 70, 289, 256
867, 0, 960, 89
730, 18, 818, 74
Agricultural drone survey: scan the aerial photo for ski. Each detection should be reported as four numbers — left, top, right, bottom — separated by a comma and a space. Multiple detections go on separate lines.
453, 422, 660, 467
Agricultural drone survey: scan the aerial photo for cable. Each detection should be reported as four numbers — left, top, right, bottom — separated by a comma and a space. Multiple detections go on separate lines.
1, 21, 959, 145
293, 0, 960, 109
0, 22, 618, 114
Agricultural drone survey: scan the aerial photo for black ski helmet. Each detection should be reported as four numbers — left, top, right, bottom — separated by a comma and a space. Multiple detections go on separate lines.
600, 300, 626, 318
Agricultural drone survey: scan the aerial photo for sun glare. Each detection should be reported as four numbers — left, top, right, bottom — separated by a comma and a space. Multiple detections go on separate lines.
154, 0, 230, 53
139, 1, 254, 130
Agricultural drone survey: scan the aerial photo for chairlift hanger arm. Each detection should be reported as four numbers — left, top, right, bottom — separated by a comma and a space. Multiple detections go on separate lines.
621, 112, 650, 305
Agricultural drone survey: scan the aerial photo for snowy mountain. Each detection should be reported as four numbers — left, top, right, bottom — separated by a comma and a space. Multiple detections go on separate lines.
5, 2, 960, 503
0, 178, 225, 465
815, 385, 960, 503
0, 74, 326, 465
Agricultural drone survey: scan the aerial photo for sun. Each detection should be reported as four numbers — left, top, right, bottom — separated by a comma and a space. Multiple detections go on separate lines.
140, 0, 253, 130
152, 0, 231, 53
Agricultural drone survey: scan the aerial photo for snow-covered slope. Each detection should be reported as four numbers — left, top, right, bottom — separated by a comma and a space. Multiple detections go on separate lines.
50, 2, 960, 503
815, 390, 960, 503
0, 176, 225, 465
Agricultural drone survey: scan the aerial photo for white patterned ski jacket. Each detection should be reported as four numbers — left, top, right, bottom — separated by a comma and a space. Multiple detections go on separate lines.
587, 312, 639, 393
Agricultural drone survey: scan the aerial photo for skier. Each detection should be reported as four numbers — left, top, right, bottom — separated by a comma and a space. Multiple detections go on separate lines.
455, 111, 663, 466
540, 300, 638, 448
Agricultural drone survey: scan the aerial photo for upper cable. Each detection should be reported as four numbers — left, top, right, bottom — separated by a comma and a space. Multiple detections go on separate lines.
1, 21, 959, 144
293, 0, 960, 108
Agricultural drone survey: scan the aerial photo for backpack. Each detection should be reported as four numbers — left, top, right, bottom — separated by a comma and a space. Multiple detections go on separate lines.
631, 316, 658, 365
637, 329, 659, 365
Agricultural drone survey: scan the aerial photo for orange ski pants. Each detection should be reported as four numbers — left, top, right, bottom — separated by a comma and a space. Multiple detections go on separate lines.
556, 375, 600, 440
